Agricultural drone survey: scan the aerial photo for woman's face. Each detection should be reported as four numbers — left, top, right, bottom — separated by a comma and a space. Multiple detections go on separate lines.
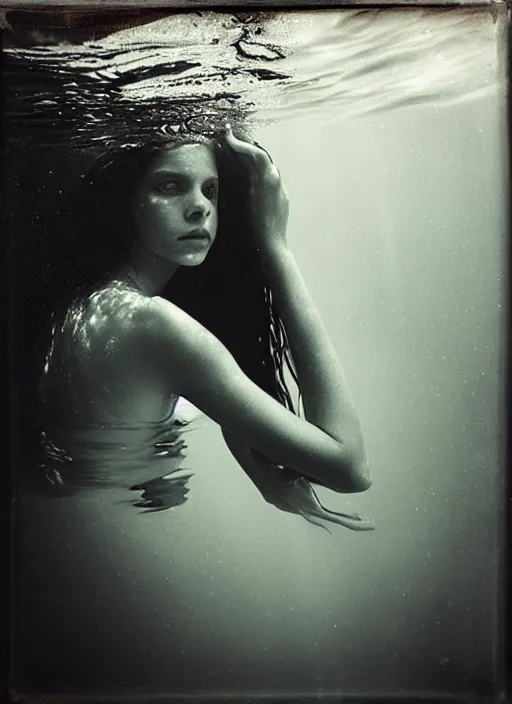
131, 143, 219, 267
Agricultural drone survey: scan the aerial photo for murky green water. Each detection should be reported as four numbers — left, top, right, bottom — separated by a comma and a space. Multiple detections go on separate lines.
9, 8, 506, 698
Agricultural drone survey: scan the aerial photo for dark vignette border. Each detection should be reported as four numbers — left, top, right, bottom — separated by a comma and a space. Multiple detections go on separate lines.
0, 2, 509, 704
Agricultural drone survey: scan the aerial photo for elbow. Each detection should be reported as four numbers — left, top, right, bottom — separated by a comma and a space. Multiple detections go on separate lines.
350, 468, 372, 493
348, 436, 372, 492
348, 444, 372, 492
331, 446, 372, 494
341, 466, 372, 494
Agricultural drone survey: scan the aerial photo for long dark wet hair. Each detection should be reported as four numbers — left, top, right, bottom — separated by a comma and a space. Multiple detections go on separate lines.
9, 130, 300, 488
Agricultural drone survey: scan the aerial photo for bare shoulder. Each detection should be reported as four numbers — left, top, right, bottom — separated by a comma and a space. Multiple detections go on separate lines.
146, 296, 220, 345
138, 295, 229, 370
63, 282, 153, 355
79, 287, 226, 370
94, 292, 234, 397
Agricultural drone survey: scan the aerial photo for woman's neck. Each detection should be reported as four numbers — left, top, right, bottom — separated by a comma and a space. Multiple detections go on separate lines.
125, 245, 179, 297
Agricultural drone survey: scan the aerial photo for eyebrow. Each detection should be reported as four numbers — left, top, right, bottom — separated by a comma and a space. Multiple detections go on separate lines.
150, 169, 218, 182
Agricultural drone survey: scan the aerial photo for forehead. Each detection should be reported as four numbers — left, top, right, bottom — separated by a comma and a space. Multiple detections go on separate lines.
145, 143, 217, 178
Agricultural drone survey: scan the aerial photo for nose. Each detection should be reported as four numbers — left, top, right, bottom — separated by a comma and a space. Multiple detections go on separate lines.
184, 188, 211, 222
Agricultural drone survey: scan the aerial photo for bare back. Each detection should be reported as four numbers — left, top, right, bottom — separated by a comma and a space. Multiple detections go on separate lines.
40, 279, 180, 430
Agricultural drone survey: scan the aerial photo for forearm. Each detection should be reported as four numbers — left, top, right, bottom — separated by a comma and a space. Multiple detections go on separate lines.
223, 127, 368, 488
261, 245, 365, 461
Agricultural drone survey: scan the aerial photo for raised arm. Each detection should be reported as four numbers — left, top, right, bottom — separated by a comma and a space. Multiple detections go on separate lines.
259, 246, 366, 475
140, 292, 370, 494
223, 127, 371, 492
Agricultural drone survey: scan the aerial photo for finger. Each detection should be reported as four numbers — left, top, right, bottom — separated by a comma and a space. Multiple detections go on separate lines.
252, 141, 274, 164
296, 508, 332, 534
308, 485, 365, 522
297, 485, 375, 531
310, 503, 376, 531
225, 124, 271, 164
225, 128, 259, 158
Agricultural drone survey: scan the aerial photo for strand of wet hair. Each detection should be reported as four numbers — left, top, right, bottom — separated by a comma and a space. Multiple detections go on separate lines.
265, 286, 303, 416
267, 292, 293, 409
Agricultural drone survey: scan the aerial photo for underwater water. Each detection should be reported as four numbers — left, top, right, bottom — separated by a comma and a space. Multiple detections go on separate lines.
4, 8, 500, 145
10, 8, 506, 698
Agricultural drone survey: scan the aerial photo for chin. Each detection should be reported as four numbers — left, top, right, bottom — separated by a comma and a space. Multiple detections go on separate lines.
178, 252, 210, 267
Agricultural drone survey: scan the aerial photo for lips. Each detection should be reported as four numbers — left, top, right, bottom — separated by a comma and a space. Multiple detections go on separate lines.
178, 228, 210, 241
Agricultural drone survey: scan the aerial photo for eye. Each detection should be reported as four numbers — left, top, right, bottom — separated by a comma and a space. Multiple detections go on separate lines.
203, 180, 218, 201
157, 180, 179, 195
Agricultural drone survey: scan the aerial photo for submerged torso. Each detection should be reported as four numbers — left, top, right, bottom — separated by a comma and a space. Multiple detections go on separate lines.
16, 280, 375, 696
19, 278, 343, 693
37, 278, 188, 489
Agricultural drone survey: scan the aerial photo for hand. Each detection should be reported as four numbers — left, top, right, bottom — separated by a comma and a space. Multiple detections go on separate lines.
222, 430, 375, 533
263, 470, 376, 534
224, 124, 289, 253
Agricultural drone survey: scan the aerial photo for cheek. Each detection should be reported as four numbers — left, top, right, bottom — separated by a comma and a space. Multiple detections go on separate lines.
211, 204, 219, 230
133, 197, 180, 239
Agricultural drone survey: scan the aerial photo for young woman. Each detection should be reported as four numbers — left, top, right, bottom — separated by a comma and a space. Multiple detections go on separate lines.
18, 125, 373, 530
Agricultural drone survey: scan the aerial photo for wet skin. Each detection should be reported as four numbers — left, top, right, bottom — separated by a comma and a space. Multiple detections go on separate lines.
41, 144, 219, 429
39, 141, 374, 531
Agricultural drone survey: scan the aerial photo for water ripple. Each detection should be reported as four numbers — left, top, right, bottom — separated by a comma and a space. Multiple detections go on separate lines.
3, 9, 500, 148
